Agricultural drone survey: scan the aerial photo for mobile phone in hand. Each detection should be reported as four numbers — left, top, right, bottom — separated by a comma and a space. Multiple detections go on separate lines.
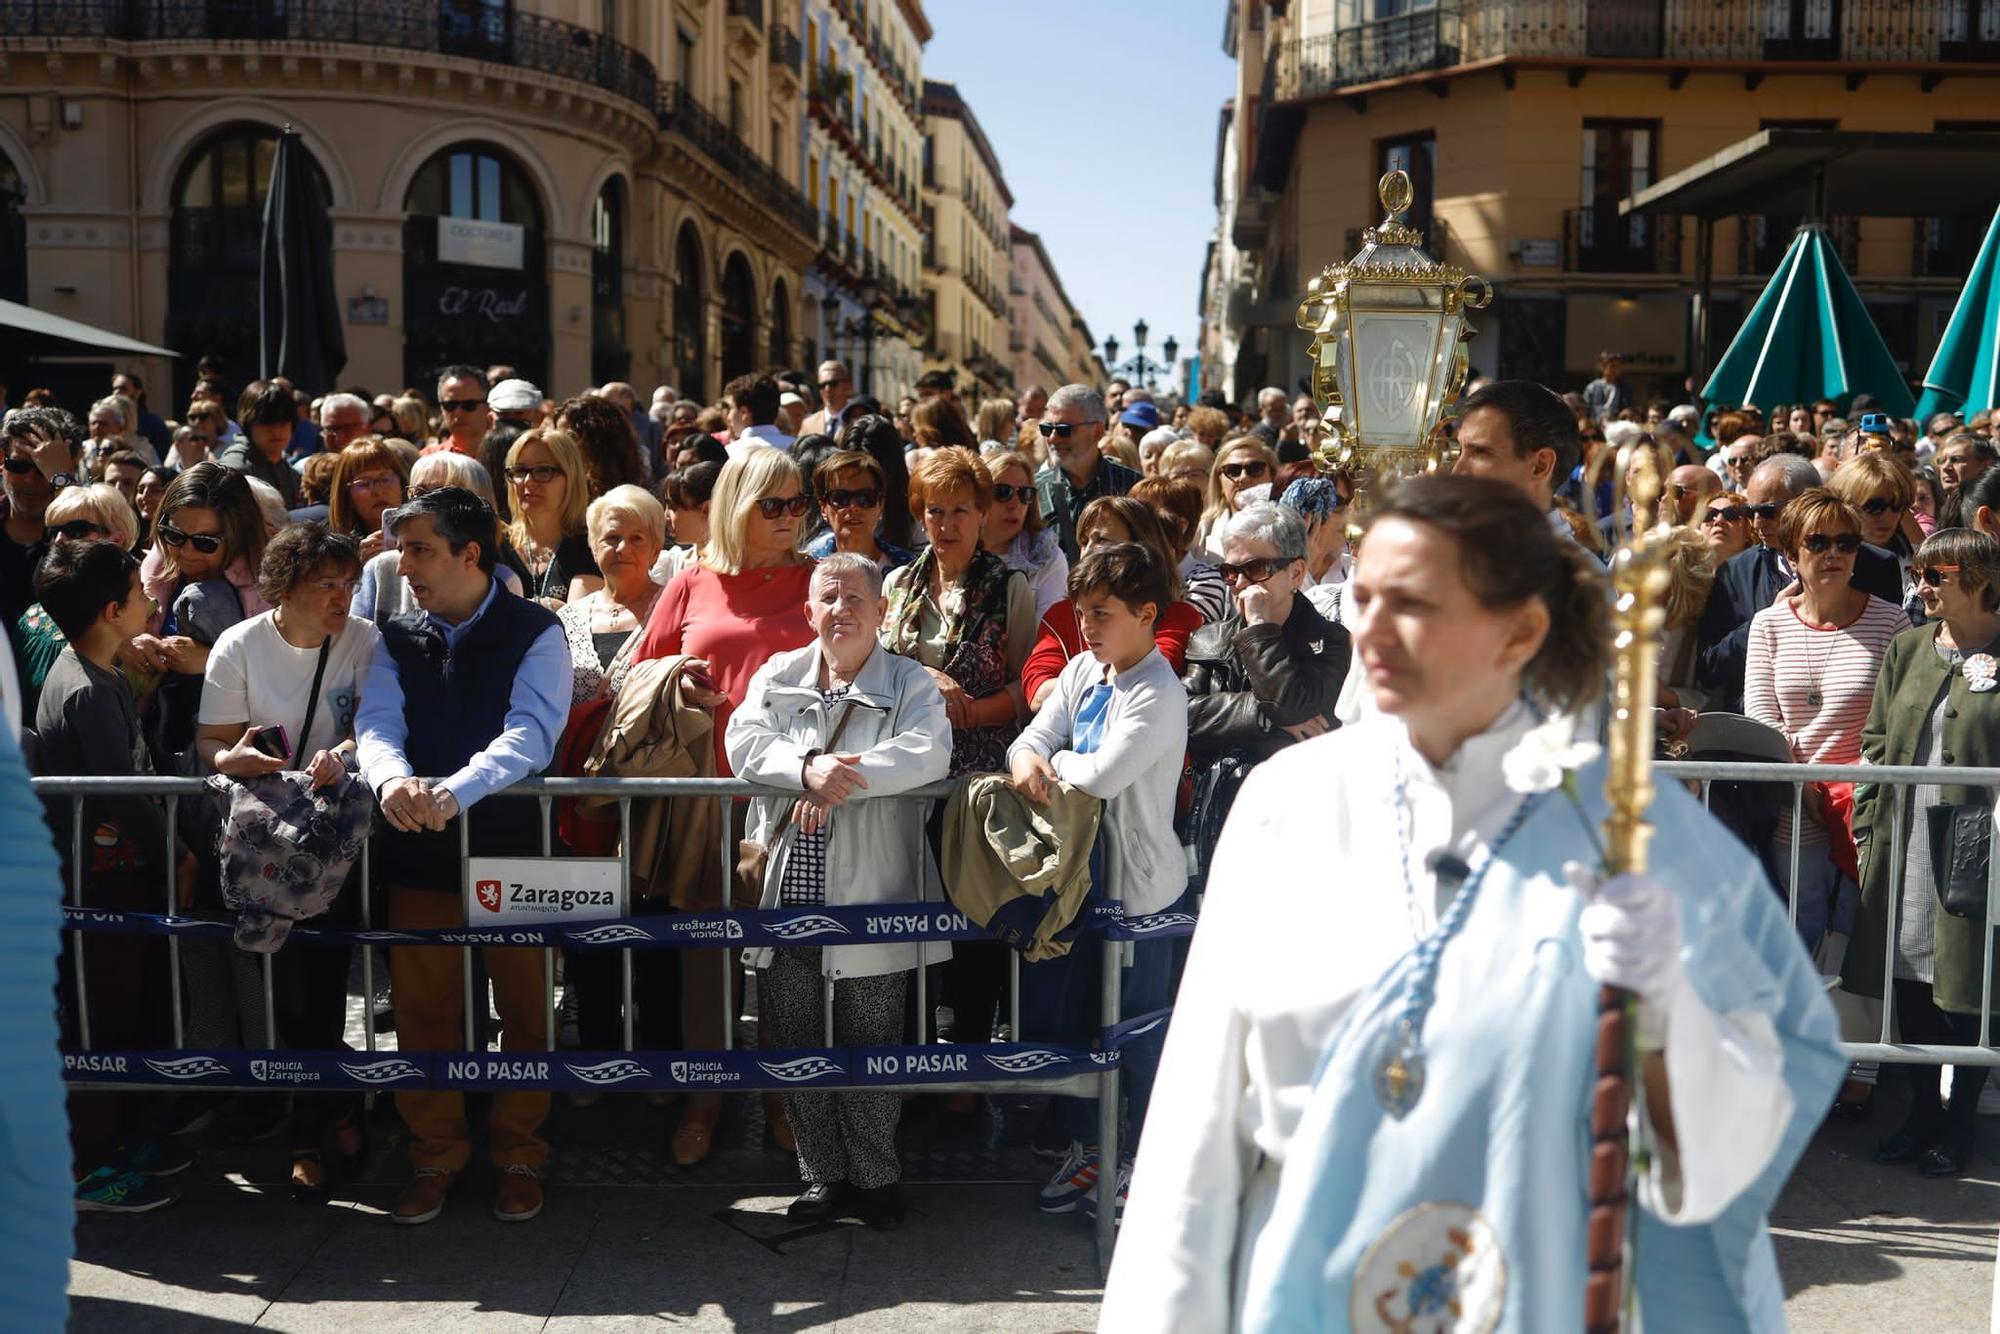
248, 725, 290, 760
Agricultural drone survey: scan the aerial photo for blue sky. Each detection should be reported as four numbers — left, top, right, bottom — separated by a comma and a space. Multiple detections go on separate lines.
921, 0, 1235, 362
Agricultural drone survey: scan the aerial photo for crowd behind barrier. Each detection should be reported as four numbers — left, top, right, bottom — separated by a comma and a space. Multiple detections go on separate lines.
10, 356, 2000, 1239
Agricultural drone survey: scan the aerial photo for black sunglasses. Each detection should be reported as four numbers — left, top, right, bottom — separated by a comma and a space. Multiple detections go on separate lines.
991, 483, 1032, 504
1859, 497, 1905, 517
818, 380, 845, 391
1744, 503, 1781, 520
440, 398, 486, 413
156, 521, 224, 554
1917, 564, 1962, 587
1703, 506, 1751, 523
51, 519, 108, 541
1216, 556, 1294, 584
1801, 532, 1863, 555
1221, 461, 1270, 481
1037, 421, 1084, 440
2, 457, 38, 475
755, 494, 812, 520
822, 487, 881, 510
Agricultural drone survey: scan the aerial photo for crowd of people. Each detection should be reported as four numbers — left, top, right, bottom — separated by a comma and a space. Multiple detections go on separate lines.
9, 350, 1996, 1245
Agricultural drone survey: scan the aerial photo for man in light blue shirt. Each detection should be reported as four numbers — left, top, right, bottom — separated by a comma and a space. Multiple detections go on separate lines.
354, 487, 571, 1228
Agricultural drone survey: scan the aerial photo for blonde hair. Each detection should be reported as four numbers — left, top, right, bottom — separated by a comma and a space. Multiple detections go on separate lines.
1657, 524, 1718, 631
705, 449, 807, 575
586, 483, 667, 548
1201, 436, 1279, 534
1158, 438, 1215, 480
975, 398, 1016, 444
410, 450, 499, 509
504, 426, 591, 554
389, 394, 431, 442
1828, 453, 1916, 512
1100, 434, 1142, 473
47, 483, 140, 551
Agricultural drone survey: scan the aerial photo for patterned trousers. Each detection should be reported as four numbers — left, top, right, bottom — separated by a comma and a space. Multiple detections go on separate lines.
758, 947, 907, 1189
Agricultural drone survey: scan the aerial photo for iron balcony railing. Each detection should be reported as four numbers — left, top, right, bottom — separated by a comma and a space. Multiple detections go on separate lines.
1739, 213, 1860, 276
657, 83, 815, 238
1562, 204, 1683, 274
1, 0, 660, 110
768, 23, 802, 75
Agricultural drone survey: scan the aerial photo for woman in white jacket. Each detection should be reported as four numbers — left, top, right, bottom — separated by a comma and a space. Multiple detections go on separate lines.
724, 552, 952, 1232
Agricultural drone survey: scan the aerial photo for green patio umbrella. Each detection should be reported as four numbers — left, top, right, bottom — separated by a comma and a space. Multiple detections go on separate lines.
1915, 204, 2000, 423
1702, 223, 1914, 418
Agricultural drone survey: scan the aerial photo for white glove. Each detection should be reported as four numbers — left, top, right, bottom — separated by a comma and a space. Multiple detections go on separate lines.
1566, 861, 1682, 1048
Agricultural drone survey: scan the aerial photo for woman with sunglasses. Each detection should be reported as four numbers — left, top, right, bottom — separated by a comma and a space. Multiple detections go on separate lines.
14, 484, 141, 716
805, 450, 915, 573
1829, 454, 1922, 588
977, 449, 1067, 618
633, 449, 812, 1165
1843, 528, 2000, 1178
132, 462, 271, 760
1743, 489, 1908, 957
326, 437, 411, 561
1694, 491, 1753, 562
498, 427, 601, 609
1197, 437, 1280, 561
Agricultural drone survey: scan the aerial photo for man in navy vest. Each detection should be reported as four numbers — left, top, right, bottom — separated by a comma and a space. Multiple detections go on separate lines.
356, 487, 570, 1227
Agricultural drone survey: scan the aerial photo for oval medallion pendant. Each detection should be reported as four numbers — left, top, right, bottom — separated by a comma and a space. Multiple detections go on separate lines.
1373, 1020, 1426, 1120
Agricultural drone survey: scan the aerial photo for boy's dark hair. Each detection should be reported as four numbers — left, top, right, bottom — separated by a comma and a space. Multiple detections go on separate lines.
1067, 541, 1172, 619
436, 363, 486, 389
389, 485, 497, 573
256, 521, 362, 605
99, 449, 145, 473
661, 460, 724, 510
238, 381, 297, 430
673, 431, 730, 467
723, 374, 780, 426
1456, 379, 1581, 482
35, 539, 139, 642
915, 370, 956, 396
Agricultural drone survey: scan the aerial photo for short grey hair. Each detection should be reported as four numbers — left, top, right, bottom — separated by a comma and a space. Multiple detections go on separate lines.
812, 550, 884, 598
1223, 501, 1306, 561
1046, 384, 1107, 425
1257, 387, 1288, 412
410, 450, 498, 509
586, 483, 667, 548
319, 391, 369, 424
1752, 454, 1820, 499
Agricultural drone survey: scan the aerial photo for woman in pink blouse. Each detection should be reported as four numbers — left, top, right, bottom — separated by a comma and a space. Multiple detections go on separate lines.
1744, 488, 1907, 954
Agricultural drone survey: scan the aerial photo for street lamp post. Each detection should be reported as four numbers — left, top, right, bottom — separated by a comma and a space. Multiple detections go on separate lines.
1101, 319, 1180, 393
822, 284, 918, 400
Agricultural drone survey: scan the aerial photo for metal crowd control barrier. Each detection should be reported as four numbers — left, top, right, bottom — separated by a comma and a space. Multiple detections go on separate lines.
39, 774, 1191, 1269
1659, 758, 2000, 1067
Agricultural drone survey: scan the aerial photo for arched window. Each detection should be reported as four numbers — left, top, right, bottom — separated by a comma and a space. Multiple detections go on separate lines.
674, 223, 706, 402
402, 143, 548, 390
591, 178, 628, 384
719, 252, 757, 385
768, 277, 792, 369
0, 153, 25, 304
166, 123, 330, 404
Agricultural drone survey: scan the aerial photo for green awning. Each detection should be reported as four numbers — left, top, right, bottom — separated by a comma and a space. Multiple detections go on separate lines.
1915, 205, 2000, 424
0, 298, 177, 359
1701, 224, 1913, 419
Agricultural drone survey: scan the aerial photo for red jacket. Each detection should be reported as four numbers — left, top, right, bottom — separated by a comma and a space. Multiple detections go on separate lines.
1021, 598, 1202, 706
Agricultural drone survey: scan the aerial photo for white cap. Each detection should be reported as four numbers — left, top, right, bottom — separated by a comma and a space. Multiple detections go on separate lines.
489, 379, 542, 412
780, 391, 806, 408
1667, 403, 1699, 425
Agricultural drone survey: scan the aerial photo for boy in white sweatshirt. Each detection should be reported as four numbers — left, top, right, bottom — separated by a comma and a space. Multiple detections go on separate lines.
1007, 540, 1189, 1226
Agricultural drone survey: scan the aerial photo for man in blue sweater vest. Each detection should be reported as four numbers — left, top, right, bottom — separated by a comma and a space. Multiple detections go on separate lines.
355, 487, 570, 1226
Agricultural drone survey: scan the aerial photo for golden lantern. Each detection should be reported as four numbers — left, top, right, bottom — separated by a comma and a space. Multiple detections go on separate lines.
1295, 169, 1491, 516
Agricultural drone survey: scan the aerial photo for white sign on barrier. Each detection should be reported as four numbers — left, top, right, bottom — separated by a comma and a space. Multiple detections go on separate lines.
466, 857, 623, 924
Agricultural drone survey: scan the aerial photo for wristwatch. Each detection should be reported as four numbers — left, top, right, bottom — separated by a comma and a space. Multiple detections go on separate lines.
48, 472, 74, 491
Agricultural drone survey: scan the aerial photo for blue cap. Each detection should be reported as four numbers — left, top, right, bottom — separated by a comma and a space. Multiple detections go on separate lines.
1118, 402, 1160, 429
1279, 476, 1343, 519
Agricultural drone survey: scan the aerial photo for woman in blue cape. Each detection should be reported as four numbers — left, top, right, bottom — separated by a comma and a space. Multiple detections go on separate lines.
1102, 476, 1843, 1332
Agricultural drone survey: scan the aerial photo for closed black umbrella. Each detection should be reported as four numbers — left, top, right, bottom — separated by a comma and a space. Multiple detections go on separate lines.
259, 126, 345, 393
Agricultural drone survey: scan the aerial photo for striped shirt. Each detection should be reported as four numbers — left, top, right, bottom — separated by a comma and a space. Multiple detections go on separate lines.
1744, 595, 1907, 842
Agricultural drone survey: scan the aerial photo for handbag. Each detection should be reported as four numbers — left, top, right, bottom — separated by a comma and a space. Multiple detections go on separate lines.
733, 701, 855, 909
1926, 802, 1994, 919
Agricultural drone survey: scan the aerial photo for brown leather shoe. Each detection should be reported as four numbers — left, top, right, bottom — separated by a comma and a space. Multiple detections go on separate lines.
672, 1099, 720, 1167
493, 1164, 543, 1222
391, 1168, 456, 1225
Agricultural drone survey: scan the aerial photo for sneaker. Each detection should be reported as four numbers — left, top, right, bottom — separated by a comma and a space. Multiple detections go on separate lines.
494, 1164, 543, 1223
391, 1168, 457, 1226
117, 1138, 197, 1178
1079, 1160, 1130, 1226
1036, 1142, 1098, 1215
75, 1166, 176, 1213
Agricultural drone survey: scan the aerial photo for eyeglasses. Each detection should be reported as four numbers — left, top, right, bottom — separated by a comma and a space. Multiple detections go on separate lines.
1801, 532, 1863, 555
348, 473, 400, 493
51, 520, 108, 541
1744, 503, 1781, 520
818, 380, 845, 391
1037, 421, 1088, 440
306, 579, 361, 596
822, 487, 881, 510
1702, 506, 1751, 524
441, 398, 486, 414
1, 457, 37, 475
156, 521, 224, 554
1216, 555, 1295, 585
1220, 461, 1271, 481
991, 483, 1031, 504
1917, 564, 1963, 587
755, 494, 812, 520
506, 465, 562, 485
1859, 497, 1905, 517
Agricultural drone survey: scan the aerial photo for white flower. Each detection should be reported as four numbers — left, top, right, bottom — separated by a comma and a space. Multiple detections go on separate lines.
1965, 654, 1997, 693
1501, 714, 1603, 795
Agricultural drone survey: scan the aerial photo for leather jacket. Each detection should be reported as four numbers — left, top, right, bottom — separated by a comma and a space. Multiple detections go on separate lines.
1182, 594, 1349, 765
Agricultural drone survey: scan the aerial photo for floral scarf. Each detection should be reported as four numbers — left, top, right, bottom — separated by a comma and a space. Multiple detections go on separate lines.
883, 546, 1018, 775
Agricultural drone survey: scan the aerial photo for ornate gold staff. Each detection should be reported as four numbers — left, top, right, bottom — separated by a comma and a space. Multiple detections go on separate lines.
1583, 439, 1676, 1334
